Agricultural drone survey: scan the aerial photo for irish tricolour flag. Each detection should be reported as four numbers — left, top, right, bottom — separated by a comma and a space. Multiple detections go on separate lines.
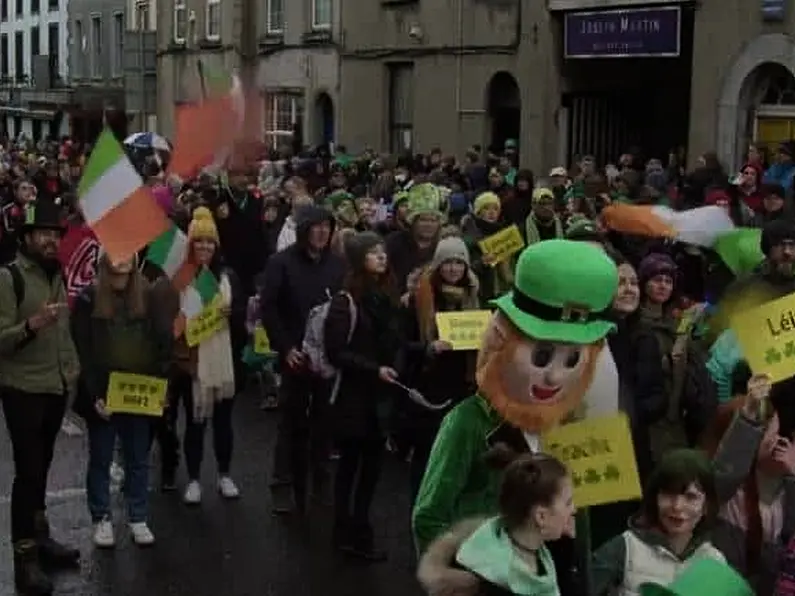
146, 224, 196, 291
78, 130, 169, 261
174, 268, 220, 336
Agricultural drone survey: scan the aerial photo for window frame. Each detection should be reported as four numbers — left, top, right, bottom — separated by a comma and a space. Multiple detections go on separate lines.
266, 0, 283, 35
73, 18, 84, 77
89, 13, 102, 79
48, 0, 58, 12
111, 11, 124, 76
136, 0, 151, 32
311, 0, 332, 31
263, 92, 304, 149
205, 0, 221, 41
173, 0, 186, 43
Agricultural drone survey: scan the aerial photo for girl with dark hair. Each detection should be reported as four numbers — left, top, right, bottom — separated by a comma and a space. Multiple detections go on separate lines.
324, 231, 402, 561
418, 453, 573, 596
591, 449, 724, 595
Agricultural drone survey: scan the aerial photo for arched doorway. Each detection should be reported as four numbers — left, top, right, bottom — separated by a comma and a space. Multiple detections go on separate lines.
314, 92, 334, 146
717, 34, 795, 169
486, 72, 520, 154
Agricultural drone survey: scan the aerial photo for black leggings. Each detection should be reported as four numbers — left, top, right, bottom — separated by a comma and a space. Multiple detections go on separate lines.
167, 372, 235, 480
334, 437, 384, 532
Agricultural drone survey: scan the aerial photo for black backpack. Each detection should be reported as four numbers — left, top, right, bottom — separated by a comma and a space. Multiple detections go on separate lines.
3, 263, 24, 308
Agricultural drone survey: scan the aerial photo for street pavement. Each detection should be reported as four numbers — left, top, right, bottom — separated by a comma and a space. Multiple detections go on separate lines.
0, 396, 423, 596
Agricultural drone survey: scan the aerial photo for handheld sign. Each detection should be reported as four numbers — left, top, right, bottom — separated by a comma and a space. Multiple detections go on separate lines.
185, 297, 227, 347
478, 225, 525, 265
731, 291, 795, 383
542, 413, 641, 508
105, 372, 167, 417
435, 310, 492, 351
253, 324, 273, 355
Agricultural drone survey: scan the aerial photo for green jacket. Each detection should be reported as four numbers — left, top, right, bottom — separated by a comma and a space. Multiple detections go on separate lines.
0, 253, 79, 395
412, 395, 503, 554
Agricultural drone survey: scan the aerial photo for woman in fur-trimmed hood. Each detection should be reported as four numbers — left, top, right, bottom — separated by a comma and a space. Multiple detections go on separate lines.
403, 236, 480, 498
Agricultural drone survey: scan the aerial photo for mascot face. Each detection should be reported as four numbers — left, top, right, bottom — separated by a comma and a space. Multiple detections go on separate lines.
477, 313, 602, 433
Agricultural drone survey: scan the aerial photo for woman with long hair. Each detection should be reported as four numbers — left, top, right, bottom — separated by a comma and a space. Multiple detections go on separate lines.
72, 252, 172, 547
169, 207, 245, 505
324, 231, 403, 561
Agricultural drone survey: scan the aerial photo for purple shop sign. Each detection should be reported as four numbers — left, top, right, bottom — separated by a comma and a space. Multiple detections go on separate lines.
564, 6, 681, 59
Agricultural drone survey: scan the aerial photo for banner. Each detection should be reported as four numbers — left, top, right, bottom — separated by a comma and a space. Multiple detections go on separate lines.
105, 372, 167, 417
435, 310, 492, 350
58, 221, 100, 308
478, 224, 525, 265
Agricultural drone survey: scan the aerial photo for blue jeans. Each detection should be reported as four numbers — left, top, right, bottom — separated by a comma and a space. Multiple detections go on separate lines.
86, 414, 152, 523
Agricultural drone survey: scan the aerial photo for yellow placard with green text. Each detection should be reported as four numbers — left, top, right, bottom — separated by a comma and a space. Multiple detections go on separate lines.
105, 372, 167, 417
254, 324, 273, 355
185, 297, 227, 348
435, 310, 492, 351
478, 224, 525, 265
542, 413, 641, 508
731, 291, 795, 383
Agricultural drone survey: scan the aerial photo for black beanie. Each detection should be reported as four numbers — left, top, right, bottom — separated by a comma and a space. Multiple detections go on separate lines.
344, 231, 383, 269
761, 219, 795, 256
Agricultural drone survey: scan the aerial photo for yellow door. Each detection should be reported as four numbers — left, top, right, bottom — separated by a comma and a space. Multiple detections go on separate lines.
756, 117, 795, 162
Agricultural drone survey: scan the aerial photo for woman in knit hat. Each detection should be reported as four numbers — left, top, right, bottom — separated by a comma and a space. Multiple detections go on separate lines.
403, 236, 479, 499
166, 207, 244, 505
460, 191, 515, 303
525, 187, 564, 245
324, 231, 402, 561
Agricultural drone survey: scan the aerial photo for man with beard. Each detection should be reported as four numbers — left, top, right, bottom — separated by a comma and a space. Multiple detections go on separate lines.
0, 201, 81, 595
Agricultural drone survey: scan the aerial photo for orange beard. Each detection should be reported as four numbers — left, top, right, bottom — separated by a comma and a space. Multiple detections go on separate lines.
477, 328, 602, 433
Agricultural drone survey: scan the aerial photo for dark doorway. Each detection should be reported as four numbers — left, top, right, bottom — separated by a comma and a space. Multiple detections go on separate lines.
486, 72, 521, 154
315, 92, 334, 146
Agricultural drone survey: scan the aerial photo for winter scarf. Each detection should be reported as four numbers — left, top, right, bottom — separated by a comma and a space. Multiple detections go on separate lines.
525, 211, 563, 245
414, 268, 480, 344
193, 273, 236, 421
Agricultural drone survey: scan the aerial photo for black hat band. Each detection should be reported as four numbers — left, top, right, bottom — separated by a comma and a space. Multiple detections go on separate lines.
511, 287, 596, 324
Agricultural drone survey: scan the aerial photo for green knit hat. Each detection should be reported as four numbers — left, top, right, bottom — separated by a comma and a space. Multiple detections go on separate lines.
491, 239, 618, 344
640, 558, 752, 596
405, 183, 446, 225
325, 189, 355, 211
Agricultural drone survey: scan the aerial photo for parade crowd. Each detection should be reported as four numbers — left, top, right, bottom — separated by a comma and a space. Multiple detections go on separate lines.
3, 134, 795, 596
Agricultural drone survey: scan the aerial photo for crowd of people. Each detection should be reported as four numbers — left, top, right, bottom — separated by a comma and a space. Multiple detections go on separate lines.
2, 133, 795, 596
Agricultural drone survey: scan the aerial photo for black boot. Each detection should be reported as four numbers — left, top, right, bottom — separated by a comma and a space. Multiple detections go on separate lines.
33, 512, 80, 569
345, 522, 387, 563
331, 515, 353, 552
14, 541, 53, 596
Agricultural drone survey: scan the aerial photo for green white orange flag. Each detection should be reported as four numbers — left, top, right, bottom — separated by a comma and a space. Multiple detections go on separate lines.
146, 224, 196, 291
78, 129, 169, 261
180, 269, 219, 319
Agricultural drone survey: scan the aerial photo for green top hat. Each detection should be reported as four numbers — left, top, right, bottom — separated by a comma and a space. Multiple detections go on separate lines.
640, 558, 752, 596
491, 239, 617, 344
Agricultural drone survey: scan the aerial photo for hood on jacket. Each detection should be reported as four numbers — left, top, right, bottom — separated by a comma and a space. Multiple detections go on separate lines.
627, 514, 714, 560
294, 204, 336, 251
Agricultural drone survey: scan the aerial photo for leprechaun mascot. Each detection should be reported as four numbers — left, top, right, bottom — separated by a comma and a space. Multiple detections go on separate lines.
412, 239, 619, 594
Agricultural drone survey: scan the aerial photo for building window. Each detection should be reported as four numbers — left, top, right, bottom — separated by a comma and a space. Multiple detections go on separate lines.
206, 0, 220, 40
0, 34, 8, 78
311, 0, 331, 29
136, 0, 150, 31
31, 0, 39, 15
48, 0, 58, 11
14, 31, 23, 81
266, 0, 283, 34
388, 63, 414, 153
112, 12, 123, 75
1, 0, 7, 22
173, 0, 186, 42
15, 0, 22, 18
263, 93, 304, 149
90, 15, 101, 78
73, 19, 83, 77
48, 22, 59, 59
30, 25, 39, 61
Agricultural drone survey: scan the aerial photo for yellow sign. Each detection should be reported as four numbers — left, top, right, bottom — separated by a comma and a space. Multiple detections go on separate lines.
542, 414, 641, 508
478, 224, 525, 265
254, 324, 273, 355
105, 372, 167, 417
731, 291, 795, 383
185, 298, 227, 348
435, 310, 492, 350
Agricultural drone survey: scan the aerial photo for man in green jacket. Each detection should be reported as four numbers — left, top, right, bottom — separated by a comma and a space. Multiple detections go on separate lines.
0, 200, 81, 596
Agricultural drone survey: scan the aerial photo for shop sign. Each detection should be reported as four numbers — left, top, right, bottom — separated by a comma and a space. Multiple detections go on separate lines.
564, 6, 681, 58
762, 0, 786, 21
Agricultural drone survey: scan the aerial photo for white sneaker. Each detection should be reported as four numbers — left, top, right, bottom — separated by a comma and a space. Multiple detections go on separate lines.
129, 522, 155, 546
183, 480, 202, 505
93, 518, 115, 548
217, 476, 240, 499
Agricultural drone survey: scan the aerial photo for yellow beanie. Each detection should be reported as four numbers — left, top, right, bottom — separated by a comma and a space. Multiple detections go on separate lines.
473, 191, 501, 216
188, 206, 219, 243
